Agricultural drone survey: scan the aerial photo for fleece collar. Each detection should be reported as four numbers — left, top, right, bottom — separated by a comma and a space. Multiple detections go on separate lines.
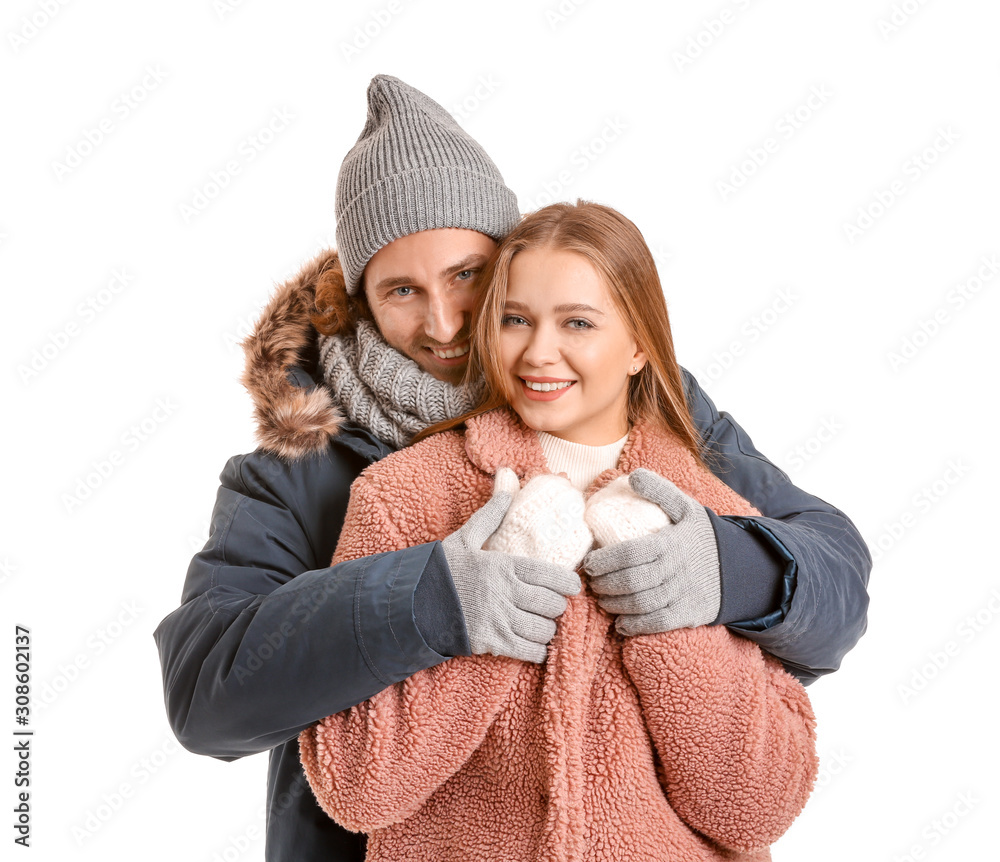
463, 409, 693, 495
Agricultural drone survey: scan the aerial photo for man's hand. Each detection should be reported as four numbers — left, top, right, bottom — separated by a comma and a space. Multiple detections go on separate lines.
443, 469, 582, 663
582, 469, 721, 636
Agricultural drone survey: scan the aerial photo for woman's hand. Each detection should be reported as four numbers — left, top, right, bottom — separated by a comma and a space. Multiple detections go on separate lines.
583, 469, 722, 635
443, 468, 583, 663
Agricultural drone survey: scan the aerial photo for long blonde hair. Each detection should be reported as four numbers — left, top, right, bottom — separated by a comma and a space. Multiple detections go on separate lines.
416, 201, 704, 465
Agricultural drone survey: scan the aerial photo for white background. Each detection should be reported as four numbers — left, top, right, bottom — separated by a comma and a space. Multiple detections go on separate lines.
2, 0, 998, 859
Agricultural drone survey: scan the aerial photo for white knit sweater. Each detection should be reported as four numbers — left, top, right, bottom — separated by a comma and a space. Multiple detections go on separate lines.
537, 431, 627, 491
483, 431, 669, 568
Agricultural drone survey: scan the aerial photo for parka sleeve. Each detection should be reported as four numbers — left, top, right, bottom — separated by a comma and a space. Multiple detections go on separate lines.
621, 625, 818, 853
299, 475, 524, 833
683, 369, 872, 683
152, 447, 463, 760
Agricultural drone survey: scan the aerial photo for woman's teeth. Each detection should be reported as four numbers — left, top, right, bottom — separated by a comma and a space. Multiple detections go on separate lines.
431, 344, 470, 359
524, 380, 573, 392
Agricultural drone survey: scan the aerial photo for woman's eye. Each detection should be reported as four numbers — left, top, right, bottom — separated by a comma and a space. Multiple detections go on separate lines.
567, 318, 594, 330
502, 314, 527, 327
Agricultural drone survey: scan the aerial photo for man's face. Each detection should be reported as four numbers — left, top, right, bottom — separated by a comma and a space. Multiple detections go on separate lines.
363, 228, 498, 385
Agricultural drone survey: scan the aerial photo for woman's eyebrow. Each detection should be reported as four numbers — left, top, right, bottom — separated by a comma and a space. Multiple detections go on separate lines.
504, 300, 605, 315
554, 303, 604, 315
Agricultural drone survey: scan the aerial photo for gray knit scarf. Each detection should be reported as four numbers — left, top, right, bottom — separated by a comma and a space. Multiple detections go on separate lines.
317, 320, 483, 449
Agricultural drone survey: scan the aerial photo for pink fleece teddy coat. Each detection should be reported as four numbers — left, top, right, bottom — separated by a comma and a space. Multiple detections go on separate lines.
299, 409, 818, 861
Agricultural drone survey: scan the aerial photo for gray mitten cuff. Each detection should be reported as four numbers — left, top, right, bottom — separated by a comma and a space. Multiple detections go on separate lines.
661, 498, 722, 628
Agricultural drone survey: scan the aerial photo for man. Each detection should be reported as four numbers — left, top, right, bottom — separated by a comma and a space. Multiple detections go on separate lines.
154, 75, 871, 861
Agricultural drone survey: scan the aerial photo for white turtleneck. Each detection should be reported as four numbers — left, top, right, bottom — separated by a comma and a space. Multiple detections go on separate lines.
537, 431, 629, 491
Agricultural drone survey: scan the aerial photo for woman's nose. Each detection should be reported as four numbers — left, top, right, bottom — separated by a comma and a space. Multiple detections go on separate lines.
522, 327, 560, 367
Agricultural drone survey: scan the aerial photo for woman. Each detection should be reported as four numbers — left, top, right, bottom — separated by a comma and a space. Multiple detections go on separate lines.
300, 201, 818, 861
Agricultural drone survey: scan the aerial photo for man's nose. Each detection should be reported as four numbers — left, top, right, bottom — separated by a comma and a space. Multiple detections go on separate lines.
424, 291, 468, 344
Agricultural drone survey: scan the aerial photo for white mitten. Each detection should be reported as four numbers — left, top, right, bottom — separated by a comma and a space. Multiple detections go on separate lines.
484, 469, 593, 569
585, 474, 669, 547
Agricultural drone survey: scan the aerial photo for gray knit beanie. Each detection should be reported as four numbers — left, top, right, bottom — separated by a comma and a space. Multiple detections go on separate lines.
336, 74, 522, 294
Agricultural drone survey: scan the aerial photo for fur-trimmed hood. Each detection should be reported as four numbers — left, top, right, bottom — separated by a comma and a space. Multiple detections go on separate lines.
240, 248, 345, 460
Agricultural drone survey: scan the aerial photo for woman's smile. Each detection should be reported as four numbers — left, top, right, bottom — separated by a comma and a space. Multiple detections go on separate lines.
519, 376, 577, 399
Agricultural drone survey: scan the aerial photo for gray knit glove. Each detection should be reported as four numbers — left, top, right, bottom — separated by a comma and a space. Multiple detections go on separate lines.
582, 469, 721, 636
443, 471, 582, 663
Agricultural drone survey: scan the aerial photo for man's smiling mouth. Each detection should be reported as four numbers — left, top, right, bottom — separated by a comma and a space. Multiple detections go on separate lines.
428, 342, 470, 360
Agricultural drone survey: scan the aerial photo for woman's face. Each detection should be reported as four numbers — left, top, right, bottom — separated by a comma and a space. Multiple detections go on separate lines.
499, 247, 645, 445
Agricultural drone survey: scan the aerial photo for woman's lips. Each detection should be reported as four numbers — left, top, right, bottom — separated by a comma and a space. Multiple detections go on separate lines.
519, 377, 576, 401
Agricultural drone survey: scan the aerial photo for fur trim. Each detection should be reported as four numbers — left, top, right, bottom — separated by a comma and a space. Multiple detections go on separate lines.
240, 248, 344, 459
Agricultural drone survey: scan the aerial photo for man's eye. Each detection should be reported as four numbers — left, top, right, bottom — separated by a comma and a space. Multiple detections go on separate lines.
392, 286, 415, 297
456, 269, 477, 281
